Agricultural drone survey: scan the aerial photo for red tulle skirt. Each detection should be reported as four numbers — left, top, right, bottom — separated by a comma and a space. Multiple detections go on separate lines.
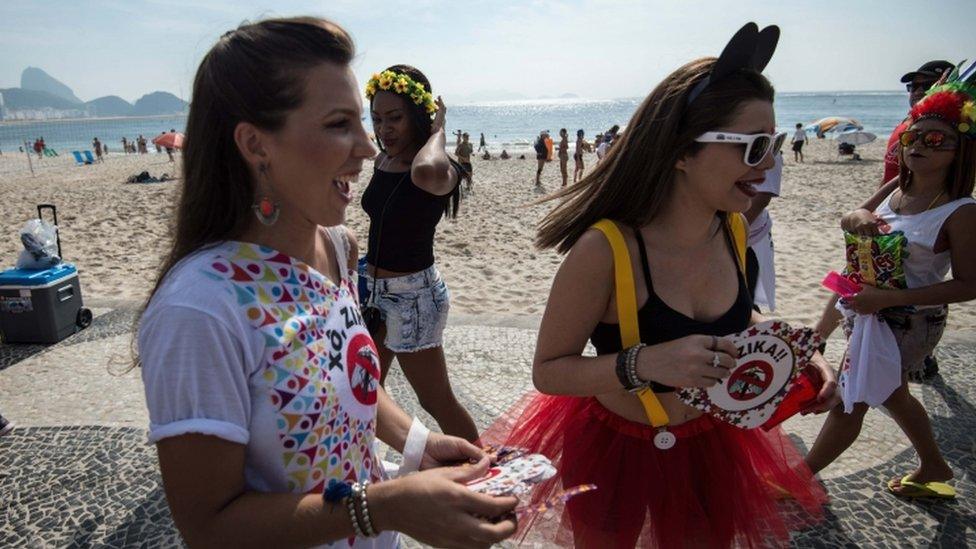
482, 393, 828, 548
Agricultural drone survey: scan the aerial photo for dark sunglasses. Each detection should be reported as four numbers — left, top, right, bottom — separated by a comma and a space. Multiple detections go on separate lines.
899, 129, 958, 150
905, 81, 936, 93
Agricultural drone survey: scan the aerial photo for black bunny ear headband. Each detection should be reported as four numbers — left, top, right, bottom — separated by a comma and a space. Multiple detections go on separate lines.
686, 22, 780, 105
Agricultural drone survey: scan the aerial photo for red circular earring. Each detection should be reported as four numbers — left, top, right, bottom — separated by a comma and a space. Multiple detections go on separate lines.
253, 163, 280, 225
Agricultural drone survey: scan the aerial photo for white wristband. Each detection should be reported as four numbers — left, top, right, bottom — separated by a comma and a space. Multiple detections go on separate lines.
398, 417, 430, 477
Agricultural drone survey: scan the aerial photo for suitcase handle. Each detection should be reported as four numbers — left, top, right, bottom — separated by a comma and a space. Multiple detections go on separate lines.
57, 284, 74, 302
37, 204, 63, 259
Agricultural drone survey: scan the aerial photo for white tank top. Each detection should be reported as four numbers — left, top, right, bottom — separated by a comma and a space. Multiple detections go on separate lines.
875, 191, 975, 290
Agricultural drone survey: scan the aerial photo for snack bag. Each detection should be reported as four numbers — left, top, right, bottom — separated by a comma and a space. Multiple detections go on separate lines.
841, 231, 909, 290
471, 447, 596, 518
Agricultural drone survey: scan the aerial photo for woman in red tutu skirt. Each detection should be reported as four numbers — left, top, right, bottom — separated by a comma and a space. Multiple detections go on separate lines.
482, 23, 839, 548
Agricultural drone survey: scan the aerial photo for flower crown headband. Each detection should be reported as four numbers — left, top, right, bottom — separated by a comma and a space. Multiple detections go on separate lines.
365, 70, 438, 116
910, 59, 976, 136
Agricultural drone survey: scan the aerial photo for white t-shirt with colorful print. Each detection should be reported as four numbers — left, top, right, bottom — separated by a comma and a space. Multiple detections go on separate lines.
139, 227, 397, 548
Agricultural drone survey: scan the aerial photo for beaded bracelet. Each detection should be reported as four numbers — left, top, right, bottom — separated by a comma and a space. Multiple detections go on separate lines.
345, 488, 365, 538
626, 344, 648, 392
616, 344, 648, 391
357, 480, 378, 537
324, 479, 371, 538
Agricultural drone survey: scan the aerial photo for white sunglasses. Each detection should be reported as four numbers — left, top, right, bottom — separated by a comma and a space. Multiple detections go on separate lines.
694, 131, 787, 167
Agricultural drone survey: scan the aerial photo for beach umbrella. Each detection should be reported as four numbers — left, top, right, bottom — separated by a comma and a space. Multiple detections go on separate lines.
152, 132, 185, 149
804, 117, 863, 136
833, 130, 877, 146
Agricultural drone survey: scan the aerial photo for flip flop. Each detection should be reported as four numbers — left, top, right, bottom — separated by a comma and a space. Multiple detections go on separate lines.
887, 475, 956, 499
766, 479, 794, 500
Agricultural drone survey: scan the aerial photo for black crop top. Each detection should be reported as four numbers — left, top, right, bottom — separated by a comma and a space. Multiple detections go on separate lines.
589, 224, 753, 392
361, 167, 455, 272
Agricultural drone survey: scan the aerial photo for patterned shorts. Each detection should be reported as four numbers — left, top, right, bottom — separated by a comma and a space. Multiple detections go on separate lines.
844, 306, 947, 374
362, 265, 450, 353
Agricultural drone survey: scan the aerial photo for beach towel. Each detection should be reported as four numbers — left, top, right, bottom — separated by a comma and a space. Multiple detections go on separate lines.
837, 302, 902, 413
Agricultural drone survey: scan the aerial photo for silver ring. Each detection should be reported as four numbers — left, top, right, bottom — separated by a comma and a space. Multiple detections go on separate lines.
712, 353, 721, 367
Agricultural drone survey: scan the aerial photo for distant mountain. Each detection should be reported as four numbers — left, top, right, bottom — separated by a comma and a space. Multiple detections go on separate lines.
0, 87, 81, 110
130, 91, 187, 116
86, 95, 133, 117
21, 67, 82, 104
559, 93, 580, 99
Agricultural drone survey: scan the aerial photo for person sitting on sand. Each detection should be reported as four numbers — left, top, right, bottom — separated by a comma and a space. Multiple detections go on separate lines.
805, 67, 976, 500
501, 149, 510, 159
137, 18, 517, 549
364, 64, 480, 443
482, 149, 491, 160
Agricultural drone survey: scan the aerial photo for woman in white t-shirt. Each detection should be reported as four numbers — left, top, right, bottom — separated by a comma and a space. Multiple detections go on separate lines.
137, 17, 516, 548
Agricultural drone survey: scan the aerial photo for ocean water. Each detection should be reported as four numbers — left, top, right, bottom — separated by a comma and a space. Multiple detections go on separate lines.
0, 92, 909, 156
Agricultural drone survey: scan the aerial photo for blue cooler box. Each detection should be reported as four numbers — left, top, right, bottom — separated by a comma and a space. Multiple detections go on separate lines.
0, 263, 87, 344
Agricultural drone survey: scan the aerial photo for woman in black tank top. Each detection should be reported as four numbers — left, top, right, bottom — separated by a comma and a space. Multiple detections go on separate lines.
482, 25, 838, 548
361, 65, 478, 442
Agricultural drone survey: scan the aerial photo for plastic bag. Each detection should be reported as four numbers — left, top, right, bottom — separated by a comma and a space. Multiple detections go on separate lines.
16, 218, 61, 269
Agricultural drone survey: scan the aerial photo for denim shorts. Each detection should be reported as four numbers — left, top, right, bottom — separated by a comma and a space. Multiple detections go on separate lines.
844, 306, 947, 374
361, 265, 450, 353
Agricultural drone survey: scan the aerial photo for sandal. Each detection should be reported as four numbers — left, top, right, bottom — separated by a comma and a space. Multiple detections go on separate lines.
887, 475, 956, 499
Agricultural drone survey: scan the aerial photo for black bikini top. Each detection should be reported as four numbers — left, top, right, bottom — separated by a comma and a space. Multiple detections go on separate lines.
589, 225, 753, 392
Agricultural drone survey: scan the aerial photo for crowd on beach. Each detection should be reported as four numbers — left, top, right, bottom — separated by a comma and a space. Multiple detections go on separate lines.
4, 129, 181, 165
2, 16, 973, 549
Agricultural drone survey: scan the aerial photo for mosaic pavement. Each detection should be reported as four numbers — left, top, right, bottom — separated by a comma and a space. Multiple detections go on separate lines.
1, 300, 974, 547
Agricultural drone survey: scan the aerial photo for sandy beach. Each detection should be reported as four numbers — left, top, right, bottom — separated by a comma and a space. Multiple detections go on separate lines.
1, 138, 973, 333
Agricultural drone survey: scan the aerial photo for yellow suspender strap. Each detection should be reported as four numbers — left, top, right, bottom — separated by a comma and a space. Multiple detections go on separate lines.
726, 213, 748, 274
591, 220, 670, 427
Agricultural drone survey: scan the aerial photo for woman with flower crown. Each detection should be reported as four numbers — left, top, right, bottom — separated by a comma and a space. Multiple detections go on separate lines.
805, 61, 976, 500
360, 65, 480, 442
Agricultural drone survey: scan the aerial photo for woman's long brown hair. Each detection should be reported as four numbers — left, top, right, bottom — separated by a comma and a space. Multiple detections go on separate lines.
130, 18, 355, 367
146, 17, 354, 305
536, 57, 775, 254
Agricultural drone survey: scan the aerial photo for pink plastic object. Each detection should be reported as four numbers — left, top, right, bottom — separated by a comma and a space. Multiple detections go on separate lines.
821, 271, 862, 298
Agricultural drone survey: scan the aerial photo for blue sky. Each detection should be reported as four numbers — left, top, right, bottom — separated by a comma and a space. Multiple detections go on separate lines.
1, 0, 974, 104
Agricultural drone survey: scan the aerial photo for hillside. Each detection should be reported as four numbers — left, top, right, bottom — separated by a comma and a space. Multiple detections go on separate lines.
20, 67, 83, 104
130, 91, 187, 116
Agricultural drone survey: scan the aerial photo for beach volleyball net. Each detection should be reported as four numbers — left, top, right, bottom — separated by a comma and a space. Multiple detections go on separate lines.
0, 115, 187, 179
